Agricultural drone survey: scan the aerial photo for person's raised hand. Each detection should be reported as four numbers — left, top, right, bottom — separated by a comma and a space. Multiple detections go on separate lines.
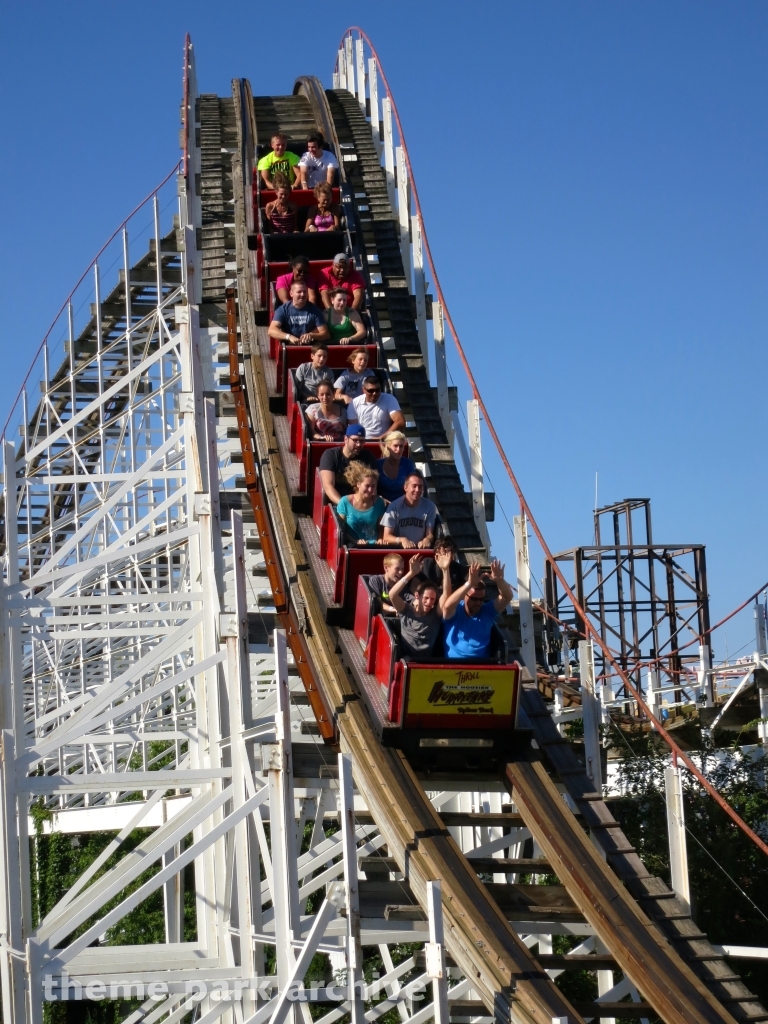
408, 553, 424, 576
435, 548, 453, 570
486, 558, 505, 582
467, 561, 483, 587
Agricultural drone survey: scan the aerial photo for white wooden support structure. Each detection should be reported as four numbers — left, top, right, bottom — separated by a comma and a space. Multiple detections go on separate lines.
646, 664, 662, 721
595, 936, 616, 1024
355, 36, 366, 114
467, 399, 490, 557
452, 413, 473, 488
760, 682, 768, 747
553, 686, 565, 737
396, 146, 412, 288
578, 640, 603, 791
433, 302, 453, 444
755, 599, 767, 657
338, 753, 365, 1023
698, 642, 713, 708
664, 759, 690, 907
223, 512, 257, 1018
382, 97, 396, 212
334, 47, 344, 91
345, 34, 355, 97
709, 664, 758, 734
368, 58, 382, 156
412, 215, 430, 375
267, 629, 301, 1015
425, 880, 449, 1024
514, 514, 537, 681
267, 883, 346, 1024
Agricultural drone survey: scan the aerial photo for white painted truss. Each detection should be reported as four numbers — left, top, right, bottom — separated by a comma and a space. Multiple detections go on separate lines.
0, 36, 658, 1024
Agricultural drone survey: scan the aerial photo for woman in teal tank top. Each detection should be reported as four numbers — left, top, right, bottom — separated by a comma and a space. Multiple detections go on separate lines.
336, 463, 386, 546
326, 288, 367, 344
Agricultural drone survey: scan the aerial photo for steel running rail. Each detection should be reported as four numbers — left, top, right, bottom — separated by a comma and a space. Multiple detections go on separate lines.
342, 25, 768, 863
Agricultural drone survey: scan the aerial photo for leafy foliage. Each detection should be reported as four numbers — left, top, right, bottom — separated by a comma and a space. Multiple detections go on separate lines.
612, 734, 768, 1009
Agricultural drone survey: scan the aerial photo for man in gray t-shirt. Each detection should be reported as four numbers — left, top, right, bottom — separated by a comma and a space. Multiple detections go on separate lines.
381, 473, 438, 549
387, 551, 452, 658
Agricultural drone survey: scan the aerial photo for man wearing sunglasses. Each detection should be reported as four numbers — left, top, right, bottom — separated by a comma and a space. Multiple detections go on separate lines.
347, 375, 405, 440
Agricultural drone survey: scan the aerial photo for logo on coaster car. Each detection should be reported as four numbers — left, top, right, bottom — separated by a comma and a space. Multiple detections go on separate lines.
405, 665, 518, 719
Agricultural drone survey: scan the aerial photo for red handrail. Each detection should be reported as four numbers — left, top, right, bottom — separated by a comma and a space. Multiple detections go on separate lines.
341, 27, 768, 860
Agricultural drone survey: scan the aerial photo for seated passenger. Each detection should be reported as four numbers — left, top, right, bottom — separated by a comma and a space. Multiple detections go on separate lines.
377, 431, 417, 503
348, 376, 405, 440
336, 465, 386, 547
295, 344, 335, 399
318, 424, 377, 505
305, 382, 347, 441
276, 255, 319, 306
326, 289, 366, 345
268, 281, 329, 346
415, 537, 469, 593
305, 183, 341, 233
264, 175, 298, 234
387, 552, 453, 659
258, 133, 300, 189
334, 348, 370, 405
298, 131, 339, 189
442, 560, 513, 660
319, 254, 366, 310
381, 473, 437, 550
368, 553, 406, 614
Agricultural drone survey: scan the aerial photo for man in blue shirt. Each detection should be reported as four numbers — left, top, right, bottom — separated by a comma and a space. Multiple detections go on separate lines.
268, 281, 329, 345
442, 559, 513, 659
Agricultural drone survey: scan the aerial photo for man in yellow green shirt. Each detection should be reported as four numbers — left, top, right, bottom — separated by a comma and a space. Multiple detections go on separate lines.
257, 133, 300, 189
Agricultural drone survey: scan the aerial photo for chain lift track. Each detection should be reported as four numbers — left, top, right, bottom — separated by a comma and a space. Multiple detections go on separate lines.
0, 33, 765, 1024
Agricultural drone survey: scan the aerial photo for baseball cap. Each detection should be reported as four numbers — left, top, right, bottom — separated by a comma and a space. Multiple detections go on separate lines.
345, 424, 366, 437
333, 253, 349, 264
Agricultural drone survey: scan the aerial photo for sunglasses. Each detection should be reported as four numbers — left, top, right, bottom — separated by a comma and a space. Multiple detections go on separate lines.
364, 387, 381, 394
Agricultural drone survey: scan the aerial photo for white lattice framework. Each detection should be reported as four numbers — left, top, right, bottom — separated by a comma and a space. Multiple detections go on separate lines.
0, 36, 640, 1024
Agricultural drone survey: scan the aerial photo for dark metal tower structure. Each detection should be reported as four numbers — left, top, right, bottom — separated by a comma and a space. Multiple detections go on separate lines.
545, 499, 712, 705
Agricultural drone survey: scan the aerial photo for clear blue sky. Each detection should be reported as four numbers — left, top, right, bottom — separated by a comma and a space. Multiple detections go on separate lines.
2, 1, 767, 661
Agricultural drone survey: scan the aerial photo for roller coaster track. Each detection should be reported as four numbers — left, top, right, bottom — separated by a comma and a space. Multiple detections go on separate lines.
0, 32, 764, 1024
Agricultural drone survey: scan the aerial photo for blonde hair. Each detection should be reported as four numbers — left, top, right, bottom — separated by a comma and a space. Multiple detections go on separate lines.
343, 462, 379, 490
347, 346, 368, 368
382, 553, 404, 570
380, 431, 407, 458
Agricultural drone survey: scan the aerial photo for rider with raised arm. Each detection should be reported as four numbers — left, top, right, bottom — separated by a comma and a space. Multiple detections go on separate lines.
387, 551, 454, 659
441, 560, 513, 659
